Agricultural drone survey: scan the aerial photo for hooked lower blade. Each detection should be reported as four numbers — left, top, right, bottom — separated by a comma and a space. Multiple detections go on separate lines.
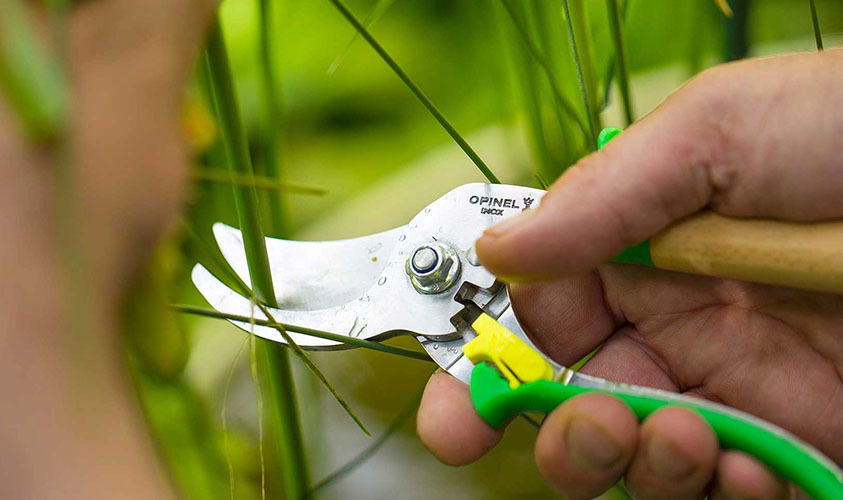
191, 265, 358, 348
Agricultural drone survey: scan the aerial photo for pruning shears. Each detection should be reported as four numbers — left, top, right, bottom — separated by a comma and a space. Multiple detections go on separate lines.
192, 140, 843, 500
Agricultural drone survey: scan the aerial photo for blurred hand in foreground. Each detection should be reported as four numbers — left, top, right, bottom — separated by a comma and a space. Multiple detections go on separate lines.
0, 1, 212, 499
418, 50, 843, 500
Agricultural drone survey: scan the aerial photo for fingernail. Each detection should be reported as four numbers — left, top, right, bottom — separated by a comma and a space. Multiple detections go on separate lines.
482, 209, 537, 238
567, 418, 623, 469
646, 434, 695, 479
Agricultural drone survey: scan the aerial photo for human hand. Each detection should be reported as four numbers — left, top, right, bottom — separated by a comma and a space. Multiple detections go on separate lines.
418, 50, 843, 500
0, 2, 212, 498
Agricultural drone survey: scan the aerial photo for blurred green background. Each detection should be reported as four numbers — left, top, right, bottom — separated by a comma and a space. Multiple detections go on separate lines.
125, 1, 843, 499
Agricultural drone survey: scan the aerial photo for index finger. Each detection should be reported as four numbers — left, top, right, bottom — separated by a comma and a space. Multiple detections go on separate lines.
476, 51, 843, 281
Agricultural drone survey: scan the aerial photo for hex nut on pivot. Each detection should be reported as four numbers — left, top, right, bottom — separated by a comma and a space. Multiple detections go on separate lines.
406, 243, 461, 294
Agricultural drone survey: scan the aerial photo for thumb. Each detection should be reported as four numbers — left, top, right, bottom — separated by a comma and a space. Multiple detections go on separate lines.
476, 51, 843, 280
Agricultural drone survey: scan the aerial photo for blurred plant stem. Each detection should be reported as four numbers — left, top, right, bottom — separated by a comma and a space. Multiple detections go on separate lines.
256, 0, 290, 238
327, 0, 500, 184
194, 167, 326, 195
808, 0, 823, 51
204, 15, 309, 500
723, 0, 750, 61
606, 0, 634, 126
562, 0, 601, 150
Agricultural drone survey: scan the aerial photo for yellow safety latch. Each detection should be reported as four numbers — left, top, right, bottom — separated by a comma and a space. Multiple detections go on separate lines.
462, 313, 553, 389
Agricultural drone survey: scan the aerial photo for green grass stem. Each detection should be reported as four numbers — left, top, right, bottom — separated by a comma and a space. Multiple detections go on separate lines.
204, 17, 310, 499
205, 20, 278, 307
723, 0, 750, 61
174, 305, 433, 362
194, 168, 326, 195
808, 0, 823, 51
257, 0, 291, 237
561, 0, 600, 150
327, 0, 500, 184
606, 0, 634, 125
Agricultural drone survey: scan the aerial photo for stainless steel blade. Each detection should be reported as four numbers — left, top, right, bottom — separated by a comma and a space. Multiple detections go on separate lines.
192, 183, 547, 356
214, 223, 404, 310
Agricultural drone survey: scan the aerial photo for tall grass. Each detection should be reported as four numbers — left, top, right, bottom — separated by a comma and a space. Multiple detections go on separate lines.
205, 16, 310, 499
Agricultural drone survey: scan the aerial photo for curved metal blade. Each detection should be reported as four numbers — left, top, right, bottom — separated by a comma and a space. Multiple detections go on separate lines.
214, 223, 404, 310
192, 183, 547, 354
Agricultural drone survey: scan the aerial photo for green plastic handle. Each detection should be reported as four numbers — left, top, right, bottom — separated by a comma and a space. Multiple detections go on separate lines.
470, 363, 843, 500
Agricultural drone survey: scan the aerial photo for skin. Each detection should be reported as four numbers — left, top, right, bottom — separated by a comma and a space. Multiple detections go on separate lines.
0, 1, 212, 499
418, 50, 843, 500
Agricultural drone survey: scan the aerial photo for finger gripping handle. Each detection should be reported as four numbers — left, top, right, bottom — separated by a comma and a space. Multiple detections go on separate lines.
470, 364, 843, 500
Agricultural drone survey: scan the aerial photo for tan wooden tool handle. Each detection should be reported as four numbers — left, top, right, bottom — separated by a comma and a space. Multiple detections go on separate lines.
650, 212, 843, 295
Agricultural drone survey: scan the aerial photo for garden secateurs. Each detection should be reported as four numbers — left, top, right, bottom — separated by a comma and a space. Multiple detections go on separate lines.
192, 177, 843, 499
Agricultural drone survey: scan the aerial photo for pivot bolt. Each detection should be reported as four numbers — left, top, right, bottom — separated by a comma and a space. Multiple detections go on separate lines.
406, 243, 461, 294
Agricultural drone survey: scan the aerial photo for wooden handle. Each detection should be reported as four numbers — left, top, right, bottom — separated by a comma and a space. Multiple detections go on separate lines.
650, 212, 843, 295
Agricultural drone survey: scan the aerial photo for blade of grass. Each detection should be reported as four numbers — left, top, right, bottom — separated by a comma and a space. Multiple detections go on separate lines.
500, 0, 589, 140
252, 301, 370, 436
204, 16, 310, 500
723, 0, 749, 61
205, 19, 278, 308
194, 167, 326, 195
600, 0, 631, 110
808, 0, 824, 51
326, 0, 500, 184
328, 0, 397, 75
561, 0, 600, 150
310, 378, 428, 494
247, 304, 268, 500
174, 305, 433, 362
0, 0, 67, 141
256, 0, 291, 237
222, 336, 249, 500
606, 0, 634, 125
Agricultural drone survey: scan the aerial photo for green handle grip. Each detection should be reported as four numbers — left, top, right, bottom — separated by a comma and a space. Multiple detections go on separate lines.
470, 363, 843, 500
